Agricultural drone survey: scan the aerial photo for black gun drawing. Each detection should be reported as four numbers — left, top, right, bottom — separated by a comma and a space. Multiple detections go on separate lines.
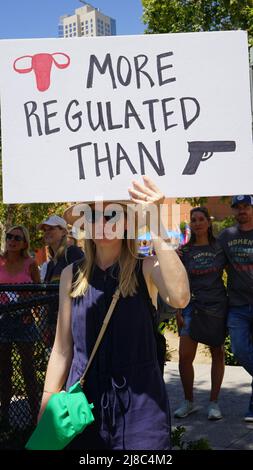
182, 141, 236, 175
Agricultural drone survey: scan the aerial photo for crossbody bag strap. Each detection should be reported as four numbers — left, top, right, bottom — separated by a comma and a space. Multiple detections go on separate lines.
79, 287, 120, 387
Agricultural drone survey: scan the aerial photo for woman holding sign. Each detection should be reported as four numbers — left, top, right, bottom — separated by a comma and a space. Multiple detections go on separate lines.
37, 176, 190, 450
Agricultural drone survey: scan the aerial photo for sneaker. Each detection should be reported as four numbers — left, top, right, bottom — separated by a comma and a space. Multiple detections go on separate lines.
174, 400, 195, 418
208, 401, 222, 420
244, 396, 253, 422
244, 409, 253, 422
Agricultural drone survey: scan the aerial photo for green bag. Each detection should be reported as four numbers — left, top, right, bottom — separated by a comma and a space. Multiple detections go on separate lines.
26, 288, 120, 450
25, 381, 94, 450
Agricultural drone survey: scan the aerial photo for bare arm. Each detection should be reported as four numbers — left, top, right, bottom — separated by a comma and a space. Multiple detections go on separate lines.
38, 264, 74, 420
129, 176, 190, 309
143, 248, 190, 309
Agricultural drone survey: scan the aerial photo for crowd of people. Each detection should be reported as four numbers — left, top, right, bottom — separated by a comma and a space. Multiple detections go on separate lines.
0, 183, 253, 450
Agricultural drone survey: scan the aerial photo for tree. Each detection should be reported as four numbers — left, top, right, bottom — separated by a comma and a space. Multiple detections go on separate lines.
142, 0, 253, 45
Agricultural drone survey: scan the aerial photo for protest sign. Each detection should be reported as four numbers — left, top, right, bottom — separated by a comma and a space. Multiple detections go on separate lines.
0, 31, 252, 203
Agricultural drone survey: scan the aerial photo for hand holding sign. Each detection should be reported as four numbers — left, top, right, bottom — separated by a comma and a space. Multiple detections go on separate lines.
128, 175, 165, 207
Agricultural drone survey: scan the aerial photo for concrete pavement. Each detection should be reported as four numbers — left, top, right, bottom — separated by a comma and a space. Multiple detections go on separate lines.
164, 361, 253, 450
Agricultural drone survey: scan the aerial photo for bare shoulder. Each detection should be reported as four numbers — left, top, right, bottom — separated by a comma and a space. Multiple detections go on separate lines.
59, 264, 73, 295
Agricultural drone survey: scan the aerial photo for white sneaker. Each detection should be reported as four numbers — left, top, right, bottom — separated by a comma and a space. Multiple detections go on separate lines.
174, 400, 195, 418
208, 401, 222, 420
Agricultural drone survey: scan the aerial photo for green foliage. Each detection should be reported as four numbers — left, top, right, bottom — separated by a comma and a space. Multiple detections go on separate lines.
176, 196, 208, 207
180, 220, 189, 233
142, 0, 253, 46
0, 202, 67, 252
172, 425, 212, 450
212, 215, 236, 236
224, 335, 238, 365
167, 315, 178, 333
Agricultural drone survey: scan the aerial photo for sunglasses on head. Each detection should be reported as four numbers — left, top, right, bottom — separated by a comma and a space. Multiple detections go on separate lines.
84, 209, 123, 224
6, 233, 24, 242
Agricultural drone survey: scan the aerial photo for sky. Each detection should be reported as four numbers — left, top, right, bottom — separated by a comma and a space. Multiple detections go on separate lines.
0, 0, 145, 40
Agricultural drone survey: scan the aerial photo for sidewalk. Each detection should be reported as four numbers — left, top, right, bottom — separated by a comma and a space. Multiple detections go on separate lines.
164, 361, 253, 450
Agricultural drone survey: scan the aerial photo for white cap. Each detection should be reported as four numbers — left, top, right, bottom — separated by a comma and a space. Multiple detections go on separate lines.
38, 215, 67, 231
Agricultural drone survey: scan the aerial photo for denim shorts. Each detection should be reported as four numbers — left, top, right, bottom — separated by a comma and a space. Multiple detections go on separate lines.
179, 303, 193, 336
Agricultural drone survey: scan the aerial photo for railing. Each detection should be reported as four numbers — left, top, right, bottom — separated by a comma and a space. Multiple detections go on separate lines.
0, 284, 59, 449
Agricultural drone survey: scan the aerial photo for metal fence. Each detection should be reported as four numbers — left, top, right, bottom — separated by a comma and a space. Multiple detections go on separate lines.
0, 284, 59, 449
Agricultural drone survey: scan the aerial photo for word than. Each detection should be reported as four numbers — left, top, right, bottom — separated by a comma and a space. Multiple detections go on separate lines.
69, 140, 165, 179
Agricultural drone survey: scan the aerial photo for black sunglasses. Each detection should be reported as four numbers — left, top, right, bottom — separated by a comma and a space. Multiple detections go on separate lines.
84, 209, 123, 224
6, 233, 25, 242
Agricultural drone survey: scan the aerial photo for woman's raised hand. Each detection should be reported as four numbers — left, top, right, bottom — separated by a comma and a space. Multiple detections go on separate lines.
128, 175, 165, 208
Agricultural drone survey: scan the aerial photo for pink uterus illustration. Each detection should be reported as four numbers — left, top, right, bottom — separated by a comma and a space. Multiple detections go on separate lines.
13, 53, 70, 92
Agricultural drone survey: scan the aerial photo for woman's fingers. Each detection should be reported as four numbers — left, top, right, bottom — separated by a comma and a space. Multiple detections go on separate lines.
142, 175, 161, 193
128, 187, 150, 202
128, 176, 165, 211
131, 180, 154, 197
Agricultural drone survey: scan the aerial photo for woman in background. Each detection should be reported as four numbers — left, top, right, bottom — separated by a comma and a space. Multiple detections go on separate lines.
38, 215, 83, 284
175, 207, 227, 421
0, 225, 40, 430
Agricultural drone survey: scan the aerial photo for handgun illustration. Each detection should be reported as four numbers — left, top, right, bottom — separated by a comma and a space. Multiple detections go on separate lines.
182, 141, 236, 175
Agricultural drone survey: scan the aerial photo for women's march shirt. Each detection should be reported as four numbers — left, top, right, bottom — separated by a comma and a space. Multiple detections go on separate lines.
181, 241, 226, 305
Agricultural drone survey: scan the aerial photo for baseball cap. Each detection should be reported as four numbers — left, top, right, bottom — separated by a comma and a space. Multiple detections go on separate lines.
38, 215, 67, 231
231, 195, 253, 208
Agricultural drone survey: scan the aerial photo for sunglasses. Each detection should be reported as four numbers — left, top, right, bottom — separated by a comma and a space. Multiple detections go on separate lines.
6, 233, 25, 242
43, 226, 63, 232
84, 209, 123, 224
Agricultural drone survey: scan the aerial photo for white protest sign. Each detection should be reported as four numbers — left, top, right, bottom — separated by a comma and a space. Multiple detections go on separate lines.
0, 31, 252, 203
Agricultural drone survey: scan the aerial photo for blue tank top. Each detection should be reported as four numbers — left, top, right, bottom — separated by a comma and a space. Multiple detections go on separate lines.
66, 260, 170, 450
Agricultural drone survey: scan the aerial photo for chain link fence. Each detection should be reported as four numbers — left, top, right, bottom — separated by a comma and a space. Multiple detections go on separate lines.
0, 284, 59, 449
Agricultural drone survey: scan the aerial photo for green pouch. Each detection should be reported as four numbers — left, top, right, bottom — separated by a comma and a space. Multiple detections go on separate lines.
25, 381, 94, 450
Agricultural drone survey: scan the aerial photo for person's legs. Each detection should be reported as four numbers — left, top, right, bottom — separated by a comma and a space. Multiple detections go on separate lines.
0, 343, 12, 428
174, 304, 198, 418
244, 380, 253, 422
207, 345, 225, 420
228, 305, 253, 376
178, 335, 198, 401
209, 345, 225, 402
228, 305, 253, 420
174, 335, 198, 418
18, 342, 39, 425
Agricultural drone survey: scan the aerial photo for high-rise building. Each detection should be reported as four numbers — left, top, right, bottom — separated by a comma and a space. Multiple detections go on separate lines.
58, 2, 116, 38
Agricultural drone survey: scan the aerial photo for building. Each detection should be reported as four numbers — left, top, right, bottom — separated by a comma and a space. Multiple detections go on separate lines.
58, 2, 116, 39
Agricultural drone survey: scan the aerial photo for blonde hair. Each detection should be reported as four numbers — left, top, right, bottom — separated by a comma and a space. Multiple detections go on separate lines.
48, 232, 68, 263
71, 237, 139, 298
5, 225, 31, 258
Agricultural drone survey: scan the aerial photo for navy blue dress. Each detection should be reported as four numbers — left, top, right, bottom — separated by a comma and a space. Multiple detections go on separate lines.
65, 261, 170, 450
